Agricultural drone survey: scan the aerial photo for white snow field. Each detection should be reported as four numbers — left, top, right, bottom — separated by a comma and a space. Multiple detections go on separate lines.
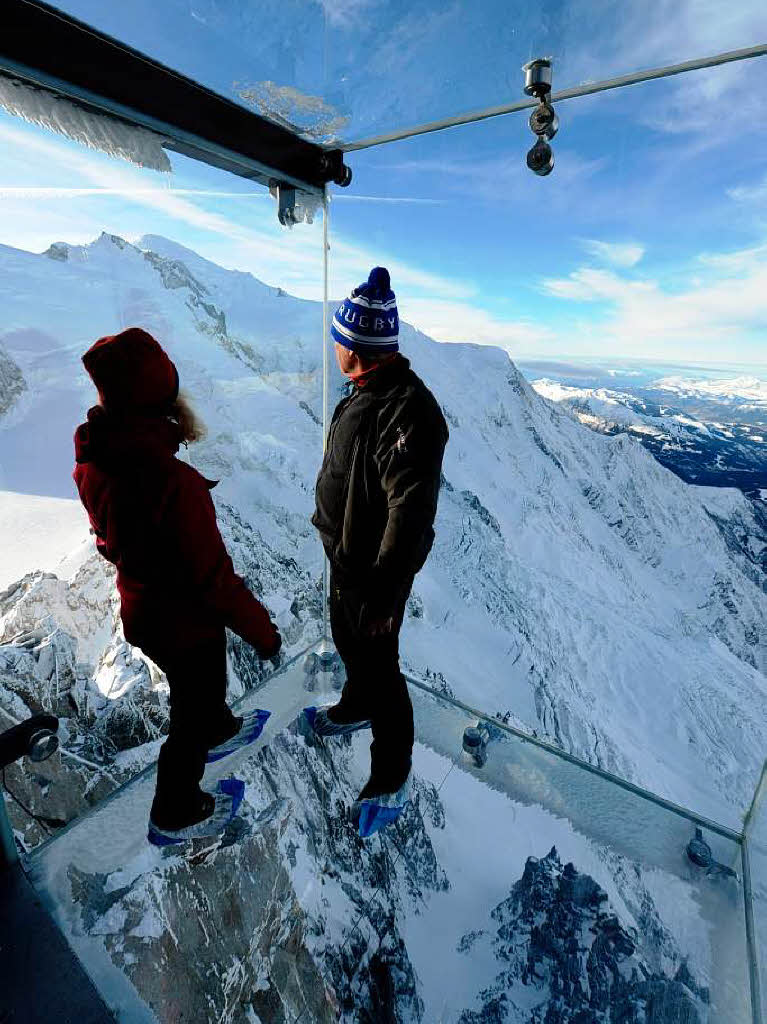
0, 490, 90, 589
1, 230, 766, 827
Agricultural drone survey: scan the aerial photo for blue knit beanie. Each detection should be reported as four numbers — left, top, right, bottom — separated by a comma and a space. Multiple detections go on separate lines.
331, 267, 399, 354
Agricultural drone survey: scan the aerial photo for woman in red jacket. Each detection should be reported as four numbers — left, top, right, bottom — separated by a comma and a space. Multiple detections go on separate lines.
74, 327, 281, 845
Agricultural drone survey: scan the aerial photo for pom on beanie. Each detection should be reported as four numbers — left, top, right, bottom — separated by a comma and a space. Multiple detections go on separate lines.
331, 267, 399, 354
82, 327, 179, 411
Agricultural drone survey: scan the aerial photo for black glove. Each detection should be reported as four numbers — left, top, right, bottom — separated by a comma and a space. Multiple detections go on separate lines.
260, 624, 282, 660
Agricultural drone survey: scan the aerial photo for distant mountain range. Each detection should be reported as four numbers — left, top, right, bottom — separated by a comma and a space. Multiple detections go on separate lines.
531, 376, 767, 493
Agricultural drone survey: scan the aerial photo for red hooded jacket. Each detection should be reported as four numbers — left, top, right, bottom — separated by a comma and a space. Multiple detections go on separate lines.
73, 406, 280, 658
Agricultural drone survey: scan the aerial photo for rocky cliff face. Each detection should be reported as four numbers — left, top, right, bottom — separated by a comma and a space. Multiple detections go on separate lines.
0, 344, 25, 415
458, 848, 709, 1024
0, 493, 321, 850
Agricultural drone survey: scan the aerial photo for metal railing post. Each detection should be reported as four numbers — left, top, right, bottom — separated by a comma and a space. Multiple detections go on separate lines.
743, 758, 767, 1024
321, 186, 331, 643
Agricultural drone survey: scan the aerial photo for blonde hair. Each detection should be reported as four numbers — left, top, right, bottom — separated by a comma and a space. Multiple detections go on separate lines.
169, 392, 206, 444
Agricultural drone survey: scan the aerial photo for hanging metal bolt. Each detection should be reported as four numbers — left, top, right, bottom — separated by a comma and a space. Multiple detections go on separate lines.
522, 58, 557, 176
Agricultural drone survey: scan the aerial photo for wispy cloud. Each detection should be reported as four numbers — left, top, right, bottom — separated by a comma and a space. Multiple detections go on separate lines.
728, 176, 767, 206
402, 296, 555, 352
540, 241, 767, 359
561, 0, 767, 142
315, 0, 381, 27
581, 239, 645, 267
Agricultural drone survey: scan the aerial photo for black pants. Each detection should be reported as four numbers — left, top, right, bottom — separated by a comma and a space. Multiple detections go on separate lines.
328, 574, 414, 797
141, 631, 239, 829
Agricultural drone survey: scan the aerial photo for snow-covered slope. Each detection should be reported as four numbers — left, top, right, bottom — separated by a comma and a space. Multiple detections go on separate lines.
1, 231, 766, 836
0, 491, 90, 589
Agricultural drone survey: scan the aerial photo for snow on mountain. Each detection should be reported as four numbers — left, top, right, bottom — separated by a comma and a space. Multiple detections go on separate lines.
531, 378, 767, 491
0, 491, 91, 589
455, 846, 714, 1023
1, 231, 764, 1021
653, 376, 767, 410
1, 232, 766, 828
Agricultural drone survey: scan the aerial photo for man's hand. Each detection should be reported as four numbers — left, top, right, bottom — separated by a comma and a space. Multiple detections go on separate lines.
259, 624, 282, 660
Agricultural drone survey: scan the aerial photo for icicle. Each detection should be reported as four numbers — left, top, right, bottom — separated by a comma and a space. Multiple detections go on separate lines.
0, 76, 171, 172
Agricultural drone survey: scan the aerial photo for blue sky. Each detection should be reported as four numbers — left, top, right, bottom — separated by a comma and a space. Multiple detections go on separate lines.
1, 0, 766, 368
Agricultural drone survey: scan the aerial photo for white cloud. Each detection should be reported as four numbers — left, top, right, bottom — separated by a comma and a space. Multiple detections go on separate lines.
540, 242, 767, 359
581, 239, 645, 267
401, 297, 554, 352
315, 0, 380, 26
728, 176, 767, 206
541, 267, 654, 303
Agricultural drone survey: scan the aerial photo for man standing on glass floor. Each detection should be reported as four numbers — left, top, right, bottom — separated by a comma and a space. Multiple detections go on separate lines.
307, 266, 449, 835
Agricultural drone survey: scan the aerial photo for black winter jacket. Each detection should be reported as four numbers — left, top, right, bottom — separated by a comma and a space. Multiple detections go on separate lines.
312, 355, 448, 609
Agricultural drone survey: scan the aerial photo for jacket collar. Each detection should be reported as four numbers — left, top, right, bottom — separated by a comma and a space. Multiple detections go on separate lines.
350, 353, 410, 395
75, 405, 181, 465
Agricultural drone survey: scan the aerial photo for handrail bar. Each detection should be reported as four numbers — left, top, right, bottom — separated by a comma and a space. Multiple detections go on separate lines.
404, 672, 744, 844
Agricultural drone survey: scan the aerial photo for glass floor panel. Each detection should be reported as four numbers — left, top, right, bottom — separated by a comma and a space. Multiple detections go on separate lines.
23, 646, 754, 1022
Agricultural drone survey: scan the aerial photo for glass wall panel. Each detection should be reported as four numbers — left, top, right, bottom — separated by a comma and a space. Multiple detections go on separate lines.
0, 109, 325, 851
325, 64, 767, 833
39, 1, 767, 143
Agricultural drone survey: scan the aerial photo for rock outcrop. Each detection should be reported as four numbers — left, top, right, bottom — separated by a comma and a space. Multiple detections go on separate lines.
458, 847, 708, 1023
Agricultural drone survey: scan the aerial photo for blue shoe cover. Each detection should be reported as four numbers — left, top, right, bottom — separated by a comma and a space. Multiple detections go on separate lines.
357, 802, 406, 838
301, 706, 318, 733
147, 777, 246, 847
300, 706, 371, 740
355, 775, 412, 838
206, 709, 270, 763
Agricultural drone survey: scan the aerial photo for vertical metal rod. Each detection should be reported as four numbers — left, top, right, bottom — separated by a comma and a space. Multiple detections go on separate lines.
742, 758, 767, 1024
0, 790, 19, 871
321, 187, 331, 643
743, 758, 767, 837
742, 837, 764, 1024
